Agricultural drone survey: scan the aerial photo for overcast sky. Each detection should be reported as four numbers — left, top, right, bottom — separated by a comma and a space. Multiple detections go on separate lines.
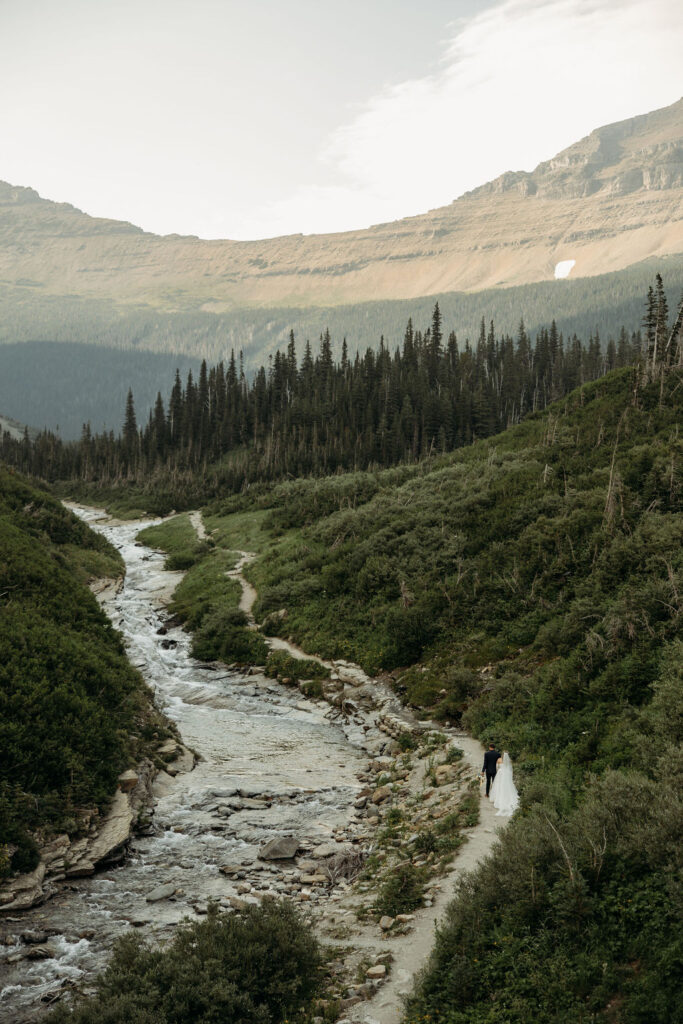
1, 0, 681, 240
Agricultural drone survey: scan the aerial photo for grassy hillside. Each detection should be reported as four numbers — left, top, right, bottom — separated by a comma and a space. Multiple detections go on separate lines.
199, 365, 682, 1020
0, 468, 166, 876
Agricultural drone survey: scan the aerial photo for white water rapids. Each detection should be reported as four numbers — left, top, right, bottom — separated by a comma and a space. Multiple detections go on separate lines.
1, 511, 376, 1022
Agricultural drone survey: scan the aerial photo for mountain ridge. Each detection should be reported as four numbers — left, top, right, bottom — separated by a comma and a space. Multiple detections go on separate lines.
1, 98, 681, 320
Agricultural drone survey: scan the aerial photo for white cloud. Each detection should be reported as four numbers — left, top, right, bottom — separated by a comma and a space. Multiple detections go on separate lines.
252, 0, 683, 237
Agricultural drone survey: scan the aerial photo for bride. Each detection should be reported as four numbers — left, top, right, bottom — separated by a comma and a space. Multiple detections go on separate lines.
489, 751, 519, 816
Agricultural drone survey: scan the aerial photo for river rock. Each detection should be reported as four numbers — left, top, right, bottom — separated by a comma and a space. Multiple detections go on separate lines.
310, 842, 338, 859
379, 916, 395, 931
258, 836, 300, 860
366, 964, 387, 979
0, 861, 46, 911
219, 864, 242, 876
21, 931, 50, 944
66, 789, 134, 878
41, 834, 70, 865
158, 738, 180, 756
26, 944, 54, 960
372, 785, 392, 804
118, 770, 139, 793
145, 882, 176, 902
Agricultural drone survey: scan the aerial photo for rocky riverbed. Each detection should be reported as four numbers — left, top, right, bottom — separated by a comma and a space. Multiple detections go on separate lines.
1, 508, 497, 1024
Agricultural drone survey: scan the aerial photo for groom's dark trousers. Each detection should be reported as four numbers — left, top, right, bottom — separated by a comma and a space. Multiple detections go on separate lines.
482, 749, 500, 796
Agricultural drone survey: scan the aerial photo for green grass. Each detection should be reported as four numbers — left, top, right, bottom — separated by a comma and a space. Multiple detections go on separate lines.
138, 513, 209, 569
204, 508, 272, 554
169, 549, 241, 625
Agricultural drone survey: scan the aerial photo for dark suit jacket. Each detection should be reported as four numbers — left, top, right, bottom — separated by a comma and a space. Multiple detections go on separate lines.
483, 749, 501, 775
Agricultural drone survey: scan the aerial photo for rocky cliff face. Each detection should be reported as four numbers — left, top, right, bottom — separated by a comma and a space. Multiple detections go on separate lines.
0, 99, 681, 314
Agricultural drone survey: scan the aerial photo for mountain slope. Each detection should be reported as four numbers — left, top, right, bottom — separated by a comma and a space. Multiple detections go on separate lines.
205, 364, 681, 1021
0, 99, 681, 322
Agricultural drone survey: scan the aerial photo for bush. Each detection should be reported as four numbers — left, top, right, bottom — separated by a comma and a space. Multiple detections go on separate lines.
397, 730, 418, 751
49, 900, 322, 1024
375, 860, 425, 917
264, 650, 330, 683
299, 678, 324, 699
192, 609, 268, 664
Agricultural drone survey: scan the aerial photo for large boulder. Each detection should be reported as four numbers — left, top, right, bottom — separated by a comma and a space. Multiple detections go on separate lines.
258, 836, 300, 860
118, 769, 139, 793
0, 862, 46, 911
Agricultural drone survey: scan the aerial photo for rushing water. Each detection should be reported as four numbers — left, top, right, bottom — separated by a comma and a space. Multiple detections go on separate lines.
1, 510, 372, 1022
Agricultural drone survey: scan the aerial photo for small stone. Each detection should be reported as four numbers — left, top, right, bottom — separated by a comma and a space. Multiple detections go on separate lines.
372, 785, 392, 804
366, 964, 387, 979
379, 915, 395, 931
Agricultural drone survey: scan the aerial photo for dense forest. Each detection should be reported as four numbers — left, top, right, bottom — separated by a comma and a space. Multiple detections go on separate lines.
0, 307, 650, 504
0, 472, 165, 877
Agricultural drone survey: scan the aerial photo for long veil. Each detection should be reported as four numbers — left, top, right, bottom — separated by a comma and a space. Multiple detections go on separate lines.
492, 752, 519, 816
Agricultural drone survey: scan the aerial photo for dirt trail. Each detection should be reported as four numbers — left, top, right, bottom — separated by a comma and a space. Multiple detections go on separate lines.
347, 743, 500, 1024
189, 510, 207, 540
190, 510, 509, 1023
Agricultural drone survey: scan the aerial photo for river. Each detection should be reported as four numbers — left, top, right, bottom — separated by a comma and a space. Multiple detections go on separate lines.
0, 510, 379, 1022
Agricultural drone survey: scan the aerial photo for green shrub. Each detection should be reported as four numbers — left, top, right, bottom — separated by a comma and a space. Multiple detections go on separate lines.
397, 730, 418, 751
264, 650, 330, 682
299, 678, 324, 699
192, 609, 268, 664
375, 860, 426, 917
49, 900, 322, 1024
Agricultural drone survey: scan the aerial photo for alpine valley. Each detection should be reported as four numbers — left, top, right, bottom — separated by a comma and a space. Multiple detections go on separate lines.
0, 93, 681, 1024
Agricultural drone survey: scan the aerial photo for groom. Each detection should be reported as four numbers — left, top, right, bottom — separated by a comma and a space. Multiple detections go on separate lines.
482, 742, 500, 796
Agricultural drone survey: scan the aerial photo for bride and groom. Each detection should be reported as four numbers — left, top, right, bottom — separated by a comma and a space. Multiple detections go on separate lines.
482, 743, 519, 816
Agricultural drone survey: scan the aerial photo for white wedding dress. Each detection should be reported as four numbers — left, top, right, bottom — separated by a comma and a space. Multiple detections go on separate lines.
489, 752, 519, 816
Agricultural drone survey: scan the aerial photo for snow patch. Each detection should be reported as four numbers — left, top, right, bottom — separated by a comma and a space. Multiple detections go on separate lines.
554, 259, 576, 279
